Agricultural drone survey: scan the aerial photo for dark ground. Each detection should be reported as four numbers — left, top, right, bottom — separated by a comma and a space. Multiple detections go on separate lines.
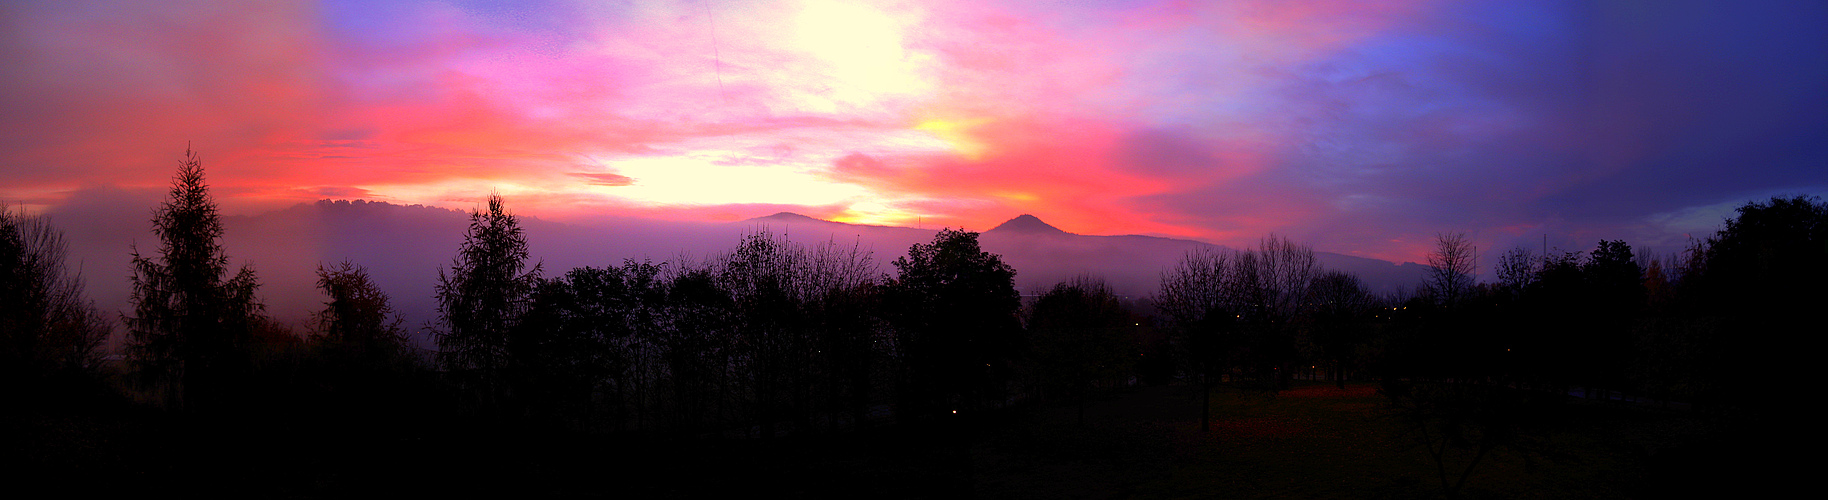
7, 381, 1749, 499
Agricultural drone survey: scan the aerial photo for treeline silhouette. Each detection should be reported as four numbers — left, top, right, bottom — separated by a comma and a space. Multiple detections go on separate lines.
7, 150, 1820, 455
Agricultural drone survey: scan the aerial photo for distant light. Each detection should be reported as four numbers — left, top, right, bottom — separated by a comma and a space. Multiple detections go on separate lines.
952, 410, 957, 414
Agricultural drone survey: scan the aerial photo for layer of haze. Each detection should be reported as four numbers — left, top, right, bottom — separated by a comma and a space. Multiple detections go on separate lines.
49, 199, 1429, 350
4, 0, 1825, 263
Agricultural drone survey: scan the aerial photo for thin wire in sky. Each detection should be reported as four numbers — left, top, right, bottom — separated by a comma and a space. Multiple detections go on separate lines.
703, 0, 727, 105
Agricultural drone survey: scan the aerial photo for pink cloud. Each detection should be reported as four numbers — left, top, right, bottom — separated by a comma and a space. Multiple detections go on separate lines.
2, 0, 1470, 263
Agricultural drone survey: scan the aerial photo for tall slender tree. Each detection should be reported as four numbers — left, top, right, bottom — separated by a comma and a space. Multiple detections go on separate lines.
434, 193, 540, 410
126, 147, 264, 411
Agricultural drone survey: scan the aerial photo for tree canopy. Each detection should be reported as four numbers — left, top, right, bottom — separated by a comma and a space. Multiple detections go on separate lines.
891, 228, 1020, 414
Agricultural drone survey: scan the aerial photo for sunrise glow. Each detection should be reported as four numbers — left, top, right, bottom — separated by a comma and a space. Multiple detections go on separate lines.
1, 0, 1822, 263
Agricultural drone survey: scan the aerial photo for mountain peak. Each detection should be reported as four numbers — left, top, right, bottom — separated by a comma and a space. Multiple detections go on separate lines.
751, 212, 828, 224
989, 214, 1067, 234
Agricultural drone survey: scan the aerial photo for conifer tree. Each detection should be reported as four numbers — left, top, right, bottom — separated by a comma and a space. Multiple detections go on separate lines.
434, 194, 539, 408
126, 147, 263, 410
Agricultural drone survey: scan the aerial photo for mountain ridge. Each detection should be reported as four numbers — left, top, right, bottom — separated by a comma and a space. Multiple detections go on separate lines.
58, 202, 1427, 352
740, 212, 1428, 296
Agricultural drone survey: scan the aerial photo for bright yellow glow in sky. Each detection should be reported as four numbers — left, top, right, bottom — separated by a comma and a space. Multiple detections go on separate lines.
915, 117, 993, 159
830, 199, 924, 226
793, 0, 930, 109
595, 155, 870, 206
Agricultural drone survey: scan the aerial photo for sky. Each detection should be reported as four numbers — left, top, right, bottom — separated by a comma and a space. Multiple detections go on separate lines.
3, 0, 1825, 263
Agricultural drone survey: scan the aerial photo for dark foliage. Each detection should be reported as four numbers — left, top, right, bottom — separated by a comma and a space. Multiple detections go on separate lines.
20, 165, 1820, 498
312, 260, 408, 364
434, 193, 541, 412
1025, 275, 1138, 425
890, 228, 1021, 417
125, 148, 266, 412
0, 206, 110, 400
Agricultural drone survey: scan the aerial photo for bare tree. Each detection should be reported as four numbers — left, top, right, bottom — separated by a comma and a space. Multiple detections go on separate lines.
1255, 234, 1319, 319
1156, 246, 1234, 431
1426, 232, 1476, 307
1, 206, 110, 390
1157, 235, 1322, 428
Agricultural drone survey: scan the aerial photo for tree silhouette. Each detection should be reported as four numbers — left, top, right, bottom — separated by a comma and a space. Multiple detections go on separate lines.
1156, 246, 1235, 430
1426, 232, 1476, 307
1582, 240, 1642, 396
434, 193, 540, 412
1027, 275, 1135, 426
1, 206, 110, 397
1243, 235, 1318, 389
1304, 270, 1375, 389
1695, 195, 1827, 313
312, 260, 408, 368
125, 147, 265, 411
1157, 236, 1324, 429
890, 228, 1020, 417
1686, 195, 1825, 414
720, 230, 807, 437
517, 264, 648, 431
1494, 247, 1538, 295
660, 264, 735, 434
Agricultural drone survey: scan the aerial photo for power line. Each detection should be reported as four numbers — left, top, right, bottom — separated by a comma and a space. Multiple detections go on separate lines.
703, 0, 727, 104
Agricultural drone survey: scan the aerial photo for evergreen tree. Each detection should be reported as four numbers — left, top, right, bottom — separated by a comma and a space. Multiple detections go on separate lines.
433, 193, 540, 409
126, 147, 264, 411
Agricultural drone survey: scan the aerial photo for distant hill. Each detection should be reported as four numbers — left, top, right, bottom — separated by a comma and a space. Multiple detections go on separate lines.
989, 214, 1068, 235
741, 212, 1428, 298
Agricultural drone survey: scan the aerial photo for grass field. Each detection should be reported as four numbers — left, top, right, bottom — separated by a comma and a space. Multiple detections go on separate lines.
9, 381, 1737, 498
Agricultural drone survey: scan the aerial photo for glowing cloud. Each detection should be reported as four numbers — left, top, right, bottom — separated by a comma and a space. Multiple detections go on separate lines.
2, 0, 1823, 263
